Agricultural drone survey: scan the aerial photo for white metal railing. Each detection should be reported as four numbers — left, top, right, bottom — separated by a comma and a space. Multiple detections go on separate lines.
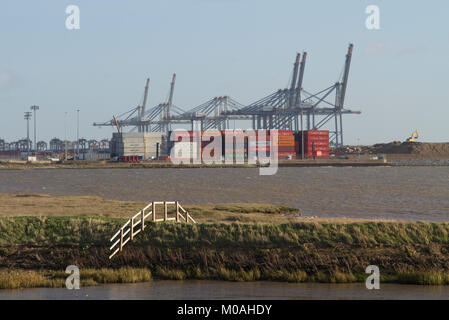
109, 201, 196, 259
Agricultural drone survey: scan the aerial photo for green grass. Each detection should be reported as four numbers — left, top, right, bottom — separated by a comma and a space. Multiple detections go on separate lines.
1, 216, 449, 247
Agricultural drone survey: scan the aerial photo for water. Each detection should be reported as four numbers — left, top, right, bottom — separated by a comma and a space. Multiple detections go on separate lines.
1, 281, 449, 300
0, 167, 448, 221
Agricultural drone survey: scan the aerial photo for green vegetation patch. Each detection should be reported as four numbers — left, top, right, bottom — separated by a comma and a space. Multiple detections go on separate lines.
1, 216, 449, 247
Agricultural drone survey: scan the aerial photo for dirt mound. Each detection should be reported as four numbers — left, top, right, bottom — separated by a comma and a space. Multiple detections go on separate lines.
371, 142, 449, 156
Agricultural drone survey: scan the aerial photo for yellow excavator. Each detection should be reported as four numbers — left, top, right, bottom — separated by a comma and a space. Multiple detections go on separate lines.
406, 130, 419, 142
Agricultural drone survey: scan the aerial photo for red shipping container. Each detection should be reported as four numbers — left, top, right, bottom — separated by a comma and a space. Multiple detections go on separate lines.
305, 130, 329, 136
270, 129, 293, 136
305, 142, 329, 147
277, 146, 295, 152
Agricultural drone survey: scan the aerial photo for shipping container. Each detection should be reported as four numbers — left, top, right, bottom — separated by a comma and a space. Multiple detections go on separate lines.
295, 130, 330, 158
269, 129, 293, 136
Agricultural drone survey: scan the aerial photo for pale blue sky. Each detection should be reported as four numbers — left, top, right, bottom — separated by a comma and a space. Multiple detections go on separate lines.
0, 0, 448, 144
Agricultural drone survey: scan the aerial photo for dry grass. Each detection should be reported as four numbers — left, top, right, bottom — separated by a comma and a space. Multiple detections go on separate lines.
6, 267, 449, 288
0, 268, 151, 289
0, 193, 146, 219
0, 269, 60, 289
0, 193, 301, 224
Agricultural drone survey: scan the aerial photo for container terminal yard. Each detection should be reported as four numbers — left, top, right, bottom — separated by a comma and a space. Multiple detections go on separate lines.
1, 43, 447, 166
1, 45, 360, 164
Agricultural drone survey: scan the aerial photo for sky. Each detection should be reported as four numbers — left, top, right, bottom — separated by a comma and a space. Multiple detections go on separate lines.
0, 0, 448, 145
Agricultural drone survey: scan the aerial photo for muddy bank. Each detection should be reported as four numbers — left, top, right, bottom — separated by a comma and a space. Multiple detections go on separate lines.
2, 242, 449, 281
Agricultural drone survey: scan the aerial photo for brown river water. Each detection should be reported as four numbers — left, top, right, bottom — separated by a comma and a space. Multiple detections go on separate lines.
0, 167, 448, 221
1, 281, 449, 300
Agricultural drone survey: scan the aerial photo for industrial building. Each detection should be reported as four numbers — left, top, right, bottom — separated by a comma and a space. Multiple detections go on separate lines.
110, 132, 168, 160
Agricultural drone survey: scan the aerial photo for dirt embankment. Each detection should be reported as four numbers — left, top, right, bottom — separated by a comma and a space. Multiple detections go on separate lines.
2, 242, 449, 281
364, 142, 449, 158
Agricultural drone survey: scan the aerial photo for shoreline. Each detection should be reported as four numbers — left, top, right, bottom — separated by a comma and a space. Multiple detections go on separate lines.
1, 156, 449, 170
0, 159, 392, 170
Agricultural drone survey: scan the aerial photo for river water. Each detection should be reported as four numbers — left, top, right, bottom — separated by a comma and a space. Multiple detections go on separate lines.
0, 167, 448, 221
1, 281, 449, 300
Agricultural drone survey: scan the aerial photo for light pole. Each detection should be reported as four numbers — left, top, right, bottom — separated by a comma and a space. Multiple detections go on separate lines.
30, 105, 39, 153
24, 112, 32, 158
300, 109, 304, 160
76, 108, 80, 160
64, 112, 68, 161
357, 138, 360, 160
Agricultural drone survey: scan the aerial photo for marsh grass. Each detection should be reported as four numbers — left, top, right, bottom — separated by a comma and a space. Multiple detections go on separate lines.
3, 267, 449, 289
0, 268, 151, 289
0, 193, 300, 224
0, 270, 61, 289
395, 271, 449, 285
2, 216, 449, 247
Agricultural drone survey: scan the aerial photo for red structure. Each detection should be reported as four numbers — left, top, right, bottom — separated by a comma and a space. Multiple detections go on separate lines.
295, 130, 329, 158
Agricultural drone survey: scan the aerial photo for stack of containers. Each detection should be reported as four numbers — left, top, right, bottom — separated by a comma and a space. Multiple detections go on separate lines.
221, 130, 235, 162
111, 132, 167, 160
271, 130, 295, 159
221, 130, 247, 162
235, 130, 247, 162
169, 131, 198, 162
295, 130, 329, 158
250, 130, 271, 158
201, 131, 221, 160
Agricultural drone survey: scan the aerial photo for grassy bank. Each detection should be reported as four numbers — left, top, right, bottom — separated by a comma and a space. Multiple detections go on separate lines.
0, 193, 299, 224
2, 215, 449, 246
2, 215, 449, 288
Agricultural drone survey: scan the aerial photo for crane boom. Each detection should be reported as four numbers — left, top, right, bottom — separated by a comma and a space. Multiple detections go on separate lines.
289, 53, 300, 108
167, 73, 176, 119
339, 43, 353, 109
295, 52, 307, 106
113, 115, 121, 134
141, 78, 150, 119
